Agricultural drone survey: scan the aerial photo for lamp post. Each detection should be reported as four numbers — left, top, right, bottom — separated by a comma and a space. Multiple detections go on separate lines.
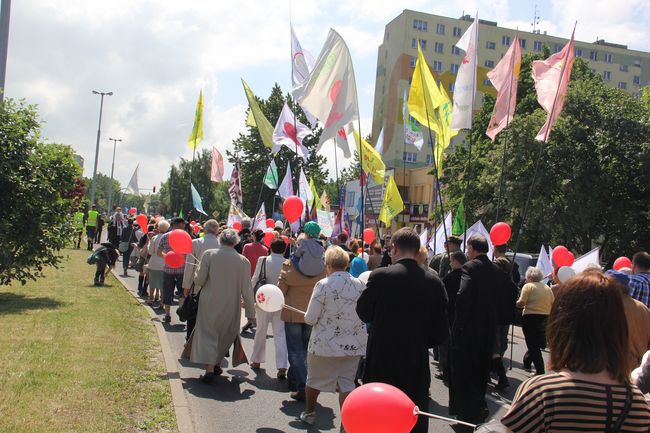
0, 0, 12, 102
106, 137, 122, 215
89, 90, 113, 207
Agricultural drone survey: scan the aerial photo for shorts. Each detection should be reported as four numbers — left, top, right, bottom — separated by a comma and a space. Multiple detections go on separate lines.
86, 226, 97, 238
149, 269, 164, 290
162, 272, 182, 305
306, 353, 361, 393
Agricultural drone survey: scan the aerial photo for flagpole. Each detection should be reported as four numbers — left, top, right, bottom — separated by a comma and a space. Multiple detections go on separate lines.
334, 137, 343, 233
188, 139, 197, 216
357, 119, 365, 237
402, 126, 407, 225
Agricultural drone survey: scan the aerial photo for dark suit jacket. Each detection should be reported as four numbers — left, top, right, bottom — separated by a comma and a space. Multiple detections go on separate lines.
357, 258, 448, 399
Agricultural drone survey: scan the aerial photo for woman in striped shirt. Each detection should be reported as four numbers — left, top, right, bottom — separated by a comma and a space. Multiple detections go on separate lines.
501, 271, 650, 432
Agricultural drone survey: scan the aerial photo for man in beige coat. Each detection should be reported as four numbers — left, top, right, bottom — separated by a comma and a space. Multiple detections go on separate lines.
190, 229, 256, 383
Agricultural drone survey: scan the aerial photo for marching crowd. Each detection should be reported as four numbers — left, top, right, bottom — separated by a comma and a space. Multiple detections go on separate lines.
77, 206, 650, 432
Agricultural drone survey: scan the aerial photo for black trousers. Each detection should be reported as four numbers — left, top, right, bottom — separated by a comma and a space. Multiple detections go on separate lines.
522, 314, 548, 374
94, 262, 106, 284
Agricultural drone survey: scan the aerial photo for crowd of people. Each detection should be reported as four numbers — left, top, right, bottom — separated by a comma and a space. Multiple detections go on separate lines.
79, 206, 650, 432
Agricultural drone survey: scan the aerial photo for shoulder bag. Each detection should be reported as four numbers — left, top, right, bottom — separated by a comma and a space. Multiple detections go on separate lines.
177, 283, 200, 323
253, 257, 268, 294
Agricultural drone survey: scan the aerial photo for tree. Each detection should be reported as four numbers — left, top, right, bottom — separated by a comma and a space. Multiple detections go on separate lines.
441, 53, 650, 263
227, 84, 330, 217
0, 98, 83, 284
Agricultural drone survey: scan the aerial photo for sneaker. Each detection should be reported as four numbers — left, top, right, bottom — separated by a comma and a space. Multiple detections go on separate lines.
163, 315, 171, 323
299, 411, 316, 425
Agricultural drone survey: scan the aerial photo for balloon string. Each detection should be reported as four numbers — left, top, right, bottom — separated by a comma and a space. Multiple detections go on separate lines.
282, 304, 306, 315
415, 409, 477, 429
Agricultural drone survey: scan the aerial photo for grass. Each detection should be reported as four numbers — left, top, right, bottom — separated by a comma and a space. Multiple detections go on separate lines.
0, 248, 177, 433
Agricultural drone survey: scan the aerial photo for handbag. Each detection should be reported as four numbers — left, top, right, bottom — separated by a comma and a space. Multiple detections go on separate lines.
118, 229, 135, 253
176, 283, 200, 322
253, 257, 268, 294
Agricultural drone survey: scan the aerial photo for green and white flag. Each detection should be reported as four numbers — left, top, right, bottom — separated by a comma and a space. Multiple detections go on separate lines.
264, 160, 279, 189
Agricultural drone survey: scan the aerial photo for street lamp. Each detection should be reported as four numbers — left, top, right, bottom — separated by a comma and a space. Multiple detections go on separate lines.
89, 90, 113, 208
106, 137, 122, 215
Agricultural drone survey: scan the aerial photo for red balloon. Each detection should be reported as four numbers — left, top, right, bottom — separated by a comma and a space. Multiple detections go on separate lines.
613, 256, 632, 271
363, 228, 376, 245
566, 251, 575, 267
342, 383, 418, 433
552, 245, 573, 267
190, 220, 196, 226
266, 218, 275, 229
490, 222, 511, 246
193, 224, 200, 234
164, 251, 185, 269
169, 229, 192, 254
281, 235, 289, 245
136, 214, 148, 234
283, 196, 304, 223
129, 207, 136, 215
263, 230, 275, 248
232, 221, 243, 232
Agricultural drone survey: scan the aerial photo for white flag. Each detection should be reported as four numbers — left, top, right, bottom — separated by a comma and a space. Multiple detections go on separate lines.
450, 15, 479, 130
429, 212, 452, 254
291, 23, 315, 90
295, 29, 359, 158
419, 228, 429, 250
572, 247, 601, 273
374, 125, 385, 155
253, 203, 267, 230
227, 203, 249, 228
298, 168, 313, 205
536, 244, 554, 280
126, 164, 140, 195
278, 161, 294, 199
462, 219, 494, 258
272, 102, 312, 160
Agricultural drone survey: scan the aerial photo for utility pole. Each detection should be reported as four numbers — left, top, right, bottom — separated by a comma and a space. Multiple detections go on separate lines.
89, 90, 113, 206
0, 0, 11, 102
106, 137, 122, 214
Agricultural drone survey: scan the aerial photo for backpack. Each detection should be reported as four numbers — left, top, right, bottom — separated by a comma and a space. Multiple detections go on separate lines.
87, 248, 105, 265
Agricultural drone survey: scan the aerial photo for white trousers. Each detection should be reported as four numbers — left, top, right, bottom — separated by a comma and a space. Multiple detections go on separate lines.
250, 306, 288, 369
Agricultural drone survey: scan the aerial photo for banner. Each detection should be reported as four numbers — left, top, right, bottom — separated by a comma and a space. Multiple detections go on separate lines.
210, 147, 224, 182
316, 209, 334, 237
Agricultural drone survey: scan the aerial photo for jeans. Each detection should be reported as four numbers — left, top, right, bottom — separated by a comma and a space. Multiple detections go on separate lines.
284, 322, 311, 392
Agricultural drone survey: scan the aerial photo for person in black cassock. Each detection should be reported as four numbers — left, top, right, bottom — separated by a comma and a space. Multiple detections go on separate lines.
356, 227, 448, 433
448, 235, 515, 429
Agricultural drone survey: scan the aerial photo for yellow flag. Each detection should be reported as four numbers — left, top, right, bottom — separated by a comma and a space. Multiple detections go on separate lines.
309, 178, 322, 209
353, 130, 385, 184
379, 175, 404, 225
245, 108, 255, 127
408, 44, 445, 129
241, 79, 274, 149
432, 83, 459, 174
320, 190, 330, 212
188, 90, 204, 151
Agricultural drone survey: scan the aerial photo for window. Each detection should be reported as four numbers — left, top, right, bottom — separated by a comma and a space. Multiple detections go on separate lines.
346, 191, 356, 207
620, 64, 628, 72
575, 48, 583, 57
436, 23, 445, 34
432, 60, 442, 72
520, 39, 526, 49
402, 152, 417, 163
633, 76, 641, 85
483, 78, 492, 86
484, 60, 495, 68
453, 26, 462, 37
604, 53, 613, 63
412, 38, 426, 50
411, 38, 417, 49
426, 154, 434, 165
603, 71, 611, 81
434, 42, 444, 53
448, 82, 455, 92
486, 41, 496, 49
502, 35, 511, 46
409, 56, 416, 68
634, 59, 641, 67
451, 64, 459, 74
618, 82, 627, 90
451, 45, 461, 55
554, 44, 562, 53
590, 51, 598, 61
420, 40, 427, 50
533, 41, 542, 51
413, 19, 428, 31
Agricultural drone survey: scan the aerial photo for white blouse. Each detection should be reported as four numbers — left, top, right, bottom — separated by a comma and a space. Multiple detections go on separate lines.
304, 271, 368, 357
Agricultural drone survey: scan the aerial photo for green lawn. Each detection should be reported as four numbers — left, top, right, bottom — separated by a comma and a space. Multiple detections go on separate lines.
0, 248, 177, 433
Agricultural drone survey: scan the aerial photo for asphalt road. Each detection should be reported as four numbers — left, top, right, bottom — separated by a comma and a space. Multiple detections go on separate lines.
116, 272, 547, 433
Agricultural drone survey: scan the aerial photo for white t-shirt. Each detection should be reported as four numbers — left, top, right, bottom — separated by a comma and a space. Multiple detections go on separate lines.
147, 234, 165, 271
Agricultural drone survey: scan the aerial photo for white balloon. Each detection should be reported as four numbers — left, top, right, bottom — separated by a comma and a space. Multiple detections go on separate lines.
256, 284, 285, 313
557, 266, 576, 283
358, 270, 371, 285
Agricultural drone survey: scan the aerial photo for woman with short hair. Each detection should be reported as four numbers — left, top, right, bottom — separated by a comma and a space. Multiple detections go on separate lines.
300, 246, 367, 426
502, 272, 650, 432
516, 266, 554, 375
147, 220, 169, 307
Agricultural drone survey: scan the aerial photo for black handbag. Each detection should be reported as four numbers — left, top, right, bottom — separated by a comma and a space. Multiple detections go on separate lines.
252, 257, 268, 294
177, 283, 200, 322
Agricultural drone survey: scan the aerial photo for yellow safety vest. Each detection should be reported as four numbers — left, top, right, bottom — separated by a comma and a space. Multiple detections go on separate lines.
73, 212, 84, 230
86, 210, 99, 227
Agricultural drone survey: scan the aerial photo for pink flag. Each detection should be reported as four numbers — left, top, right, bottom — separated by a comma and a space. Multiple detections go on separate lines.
486, 34, 522, 141
532, 30, 576, 142
272, 102, 312, 160
228, 165, 243, 208
210, 147, 224, 182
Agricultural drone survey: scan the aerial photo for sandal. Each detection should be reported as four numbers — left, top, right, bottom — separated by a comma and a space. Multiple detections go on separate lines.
299, 411, 316, 425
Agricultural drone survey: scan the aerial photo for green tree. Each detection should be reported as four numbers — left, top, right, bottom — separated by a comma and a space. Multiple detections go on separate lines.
0, 98, 83, 284
227, 84, 329, 217
442, 54, 650, 262
83, 173, 121, 213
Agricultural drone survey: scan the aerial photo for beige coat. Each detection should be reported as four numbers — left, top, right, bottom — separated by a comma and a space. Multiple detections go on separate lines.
190, 247, 255, 365
278, 260, 326, 323
182, 233, 220, 289
623, 295, 650, 371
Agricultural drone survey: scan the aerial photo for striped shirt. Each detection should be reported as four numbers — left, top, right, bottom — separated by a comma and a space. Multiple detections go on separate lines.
501, 372, 650, 432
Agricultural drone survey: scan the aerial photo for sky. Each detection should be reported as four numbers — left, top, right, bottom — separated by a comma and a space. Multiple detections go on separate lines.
6, 0, 650, 191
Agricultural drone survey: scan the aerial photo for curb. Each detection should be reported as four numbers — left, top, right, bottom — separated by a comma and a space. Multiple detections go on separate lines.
112, 270, 195, 433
